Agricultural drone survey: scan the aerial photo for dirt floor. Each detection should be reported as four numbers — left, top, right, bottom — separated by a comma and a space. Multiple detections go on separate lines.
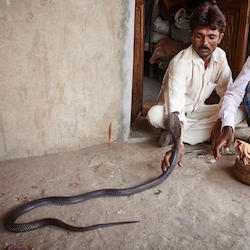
0, 123, 249, 250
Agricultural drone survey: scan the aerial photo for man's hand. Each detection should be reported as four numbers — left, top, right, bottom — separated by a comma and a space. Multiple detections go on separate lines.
213, 126, 234, 160
161, 141, 184, 172
210, 119, 222, 151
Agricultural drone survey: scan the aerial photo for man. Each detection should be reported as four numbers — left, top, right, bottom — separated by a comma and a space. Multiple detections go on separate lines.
211, 56, 250, 160
146, 2, 245, 170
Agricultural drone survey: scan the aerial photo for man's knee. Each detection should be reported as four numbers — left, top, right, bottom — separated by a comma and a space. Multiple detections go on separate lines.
147, 105, 165, 128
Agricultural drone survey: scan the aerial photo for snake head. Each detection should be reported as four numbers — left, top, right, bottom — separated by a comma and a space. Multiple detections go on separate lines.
164, 112, 181, 142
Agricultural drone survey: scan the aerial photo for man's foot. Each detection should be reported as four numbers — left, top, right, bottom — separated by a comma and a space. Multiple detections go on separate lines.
157, 129, 173, 147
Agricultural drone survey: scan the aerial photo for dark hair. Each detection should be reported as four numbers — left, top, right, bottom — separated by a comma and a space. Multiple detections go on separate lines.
189, 2, 226, 33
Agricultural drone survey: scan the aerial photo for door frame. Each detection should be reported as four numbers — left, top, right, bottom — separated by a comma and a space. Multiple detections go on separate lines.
131, 0, 145, 125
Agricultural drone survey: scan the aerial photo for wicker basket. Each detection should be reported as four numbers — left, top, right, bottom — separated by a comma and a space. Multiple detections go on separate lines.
233, 158, 250, 185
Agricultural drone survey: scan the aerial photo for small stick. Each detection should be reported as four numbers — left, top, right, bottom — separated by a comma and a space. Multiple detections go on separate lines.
108, 122, 112, 145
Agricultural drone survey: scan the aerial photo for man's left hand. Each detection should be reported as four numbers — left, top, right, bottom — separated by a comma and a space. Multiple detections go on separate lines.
213, 126, 234, 160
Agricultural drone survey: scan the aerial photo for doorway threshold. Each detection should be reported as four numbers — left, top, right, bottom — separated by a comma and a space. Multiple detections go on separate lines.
129, 115, 159, 144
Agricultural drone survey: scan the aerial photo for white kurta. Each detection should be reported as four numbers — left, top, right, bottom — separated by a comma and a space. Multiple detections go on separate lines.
147, 45, 245, 145
219, 56, 250, 129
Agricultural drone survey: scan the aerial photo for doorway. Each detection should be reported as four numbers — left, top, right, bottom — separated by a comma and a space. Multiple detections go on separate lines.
130, 0, 250, 139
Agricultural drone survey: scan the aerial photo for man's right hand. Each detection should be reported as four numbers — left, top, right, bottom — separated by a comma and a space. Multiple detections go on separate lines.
212, 126, 234, 160
161, 141, 184, 172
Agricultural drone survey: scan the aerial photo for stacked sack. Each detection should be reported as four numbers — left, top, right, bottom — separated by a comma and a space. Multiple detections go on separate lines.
170, 8, 191, 44
151, 16, 170, 43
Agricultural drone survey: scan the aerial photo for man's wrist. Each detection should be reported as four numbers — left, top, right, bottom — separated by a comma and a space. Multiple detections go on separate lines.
222, 126, 233, 132
221, 126, 234, 139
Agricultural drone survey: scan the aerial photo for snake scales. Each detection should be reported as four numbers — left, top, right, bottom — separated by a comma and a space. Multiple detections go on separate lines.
4, 112, 181, 233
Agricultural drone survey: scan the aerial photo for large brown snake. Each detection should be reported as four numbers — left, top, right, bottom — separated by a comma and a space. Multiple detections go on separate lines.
4, 112, 181, 233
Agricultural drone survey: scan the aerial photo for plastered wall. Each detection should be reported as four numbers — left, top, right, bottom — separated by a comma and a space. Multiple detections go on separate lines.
0, 0, 135, 161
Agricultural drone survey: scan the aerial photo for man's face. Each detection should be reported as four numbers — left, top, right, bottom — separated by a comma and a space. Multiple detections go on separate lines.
191, 27, 224, 59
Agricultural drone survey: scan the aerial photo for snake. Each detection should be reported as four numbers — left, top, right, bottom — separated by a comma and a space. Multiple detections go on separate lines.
4, 112, 181, 233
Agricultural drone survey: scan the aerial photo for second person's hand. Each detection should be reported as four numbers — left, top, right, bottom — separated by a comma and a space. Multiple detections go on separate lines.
213, 126, 234, 160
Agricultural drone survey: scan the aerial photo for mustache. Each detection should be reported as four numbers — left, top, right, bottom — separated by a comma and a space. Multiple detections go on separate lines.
198, 46, 210, 51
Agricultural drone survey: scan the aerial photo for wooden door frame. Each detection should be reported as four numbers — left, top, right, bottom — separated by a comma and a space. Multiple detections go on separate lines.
131, 0, 145, 125
218, 0, 250, 78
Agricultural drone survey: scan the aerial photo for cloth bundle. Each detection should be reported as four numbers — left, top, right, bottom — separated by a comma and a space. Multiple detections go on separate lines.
235, 139, 250, 166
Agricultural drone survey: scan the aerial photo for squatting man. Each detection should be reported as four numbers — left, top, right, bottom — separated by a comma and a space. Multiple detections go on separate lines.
147, 2, 247, 171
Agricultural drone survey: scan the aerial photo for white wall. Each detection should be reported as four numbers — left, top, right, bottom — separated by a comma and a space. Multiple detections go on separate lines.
0, 0, 135, 161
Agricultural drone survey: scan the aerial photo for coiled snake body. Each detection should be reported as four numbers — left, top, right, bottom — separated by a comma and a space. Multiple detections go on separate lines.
4, 113, 181, 233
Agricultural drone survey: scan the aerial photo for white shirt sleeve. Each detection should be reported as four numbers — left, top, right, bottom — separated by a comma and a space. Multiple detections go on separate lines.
219, 56, 250, 129
165, 61, 187, 123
